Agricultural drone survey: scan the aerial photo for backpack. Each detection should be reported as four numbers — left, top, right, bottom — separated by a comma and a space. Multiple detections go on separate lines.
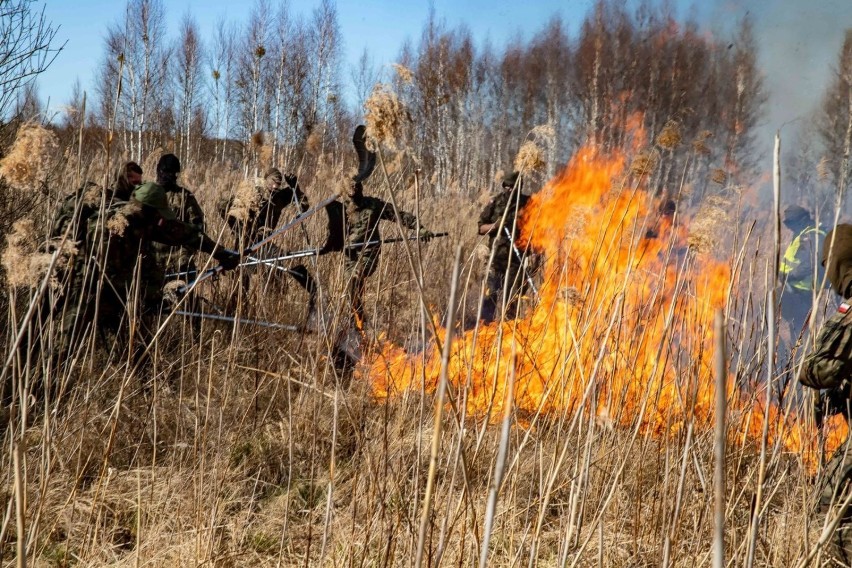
800, 301, 852, 390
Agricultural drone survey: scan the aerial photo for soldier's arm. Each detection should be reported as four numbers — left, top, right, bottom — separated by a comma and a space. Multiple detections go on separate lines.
153, 219, 236, 265
294, 185, 310, 214
379, 199, 420, 230
185, 190, 205, 230
478, 198, 498, 235
319, 201, 345, 254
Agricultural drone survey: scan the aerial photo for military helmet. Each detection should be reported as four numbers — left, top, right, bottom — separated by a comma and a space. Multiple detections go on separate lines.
156, 153, 181, 175
133, 182, 176, 220
502, 171, 523, 190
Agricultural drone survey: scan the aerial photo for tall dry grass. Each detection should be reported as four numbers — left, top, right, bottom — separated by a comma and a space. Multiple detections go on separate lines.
0, 121, 841, 568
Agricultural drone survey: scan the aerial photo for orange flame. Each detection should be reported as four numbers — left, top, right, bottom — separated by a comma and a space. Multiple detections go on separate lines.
363, 146, 845, 470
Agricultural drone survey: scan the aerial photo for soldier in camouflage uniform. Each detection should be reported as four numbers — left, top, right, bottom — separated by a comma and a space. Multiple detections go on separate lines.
477, 171, 531, 323
58, 182, 238, 364
340, 177, 433, 326
45, 163, 144, 342
812, 223, 852, 563
151, 154, 205, 276
50, 162, 142, 243
227, 167, 309, 250
225, 167, 317, 309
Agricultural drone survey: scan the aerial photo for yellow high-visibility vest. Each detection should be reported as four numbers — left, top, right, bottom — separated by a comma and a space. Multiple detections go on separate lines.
780, 226, 825, 291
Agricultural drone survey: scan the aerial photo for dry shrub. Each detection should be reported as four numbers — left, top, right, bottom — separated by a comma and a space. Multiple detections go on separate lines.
515, 141, 546, 174
306, 127, 324, 156
227, 178, 263, 222
0, 122, 61, 191
391, 63, 414, 84
251, 131, 265, 151
630, 150, 659, 176
2, 218, 53, 287
365, 83, 410, 151
710, 168, 728, 185
687, 194, 731, 253
656, 120, 682, 150
142, 146, 164, 181
493, 169, 506, 189
692, 130, 713, 155
258, 145, 272, 168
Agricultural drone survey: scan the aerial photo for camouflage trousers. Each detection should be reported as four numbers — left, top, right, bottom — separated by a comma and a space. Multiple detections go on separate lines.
817, 439, 852, 564
481, 259, 526, 324
344, 249, 379, 327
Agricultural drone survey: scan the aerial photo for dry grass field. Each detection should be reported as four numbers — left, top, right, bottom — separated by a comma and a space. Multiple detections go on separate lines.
0, 120, 846, 568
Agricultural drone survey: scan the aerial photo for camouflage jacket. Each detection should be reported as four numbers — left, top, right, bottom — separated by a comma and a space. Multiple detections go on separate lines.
342, 194, 420, 261
152, 183, 205, 272
478, 188, 530, 271
51, 182, 109, 244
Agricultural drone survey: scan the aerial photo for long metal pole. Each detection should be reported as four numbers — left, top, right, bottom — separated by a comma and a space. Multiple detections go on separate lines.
178, 195, 337, 292
503, 226, 539, 298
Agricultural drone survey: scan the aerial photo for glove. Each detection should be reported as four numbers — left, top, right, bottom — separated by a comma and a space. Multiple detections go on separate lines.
215, 250, 240, 271
418, 228, 435, 242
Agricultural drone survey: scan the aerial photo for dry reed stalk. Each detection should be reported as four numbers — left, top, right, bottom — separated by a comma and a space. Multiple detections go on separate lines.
319, 387, 338, 562
14, 442, 25, 568
713, 309, 727, 568
745, 132, 781, 568
478, 347, 515, 568
76, 91, 87, 186
414, 246, 461, 568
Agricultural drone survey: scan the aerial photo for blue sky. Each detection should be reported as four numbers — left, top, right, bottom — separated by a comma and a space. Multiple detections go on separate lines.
35, 0, 852, 141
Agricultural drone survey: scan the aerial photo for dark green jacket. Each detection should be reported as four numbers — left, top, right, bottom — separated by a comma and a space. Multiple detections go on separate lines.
152, 183, 205, 272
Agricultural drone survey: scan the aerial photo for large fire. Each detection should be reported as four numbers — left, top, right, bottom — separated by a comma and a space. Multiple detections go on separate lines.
363, 146, 846, 468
